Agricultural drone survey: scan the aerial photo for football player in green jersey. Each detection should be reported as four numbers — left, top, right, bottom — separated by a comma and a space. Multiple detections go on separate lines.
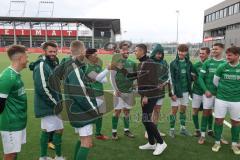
191, 47, 210, 137
0, 45, 28, 160
169, 44, 193, 138
198, 43, 226, 145
212, 46, 240, 155
85, 48, 110, 140
110, 42, 137, 140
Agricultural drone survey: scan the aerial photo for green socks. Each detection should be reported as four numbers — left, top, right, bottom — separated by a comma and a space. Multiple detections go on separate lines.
169, 115, 176, 129
201, 116, 208, 133
231, 126, 240, 143
124, 116, 130, 130
53, 133, 62, 157
192, 114, 199, 130
76, 147, 90, 160
74, 140, 81, 160
180, 112, 186, 127
40, 131, 49, 157
214, 123, 223, 142
112, 116, 119, 132
208, 114, 213, 131
95, 117, 103, 136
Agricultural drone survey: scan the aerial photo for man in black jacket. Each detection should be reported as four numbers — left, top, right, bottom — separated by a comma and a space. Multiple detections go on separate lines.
133, 44, 167, 156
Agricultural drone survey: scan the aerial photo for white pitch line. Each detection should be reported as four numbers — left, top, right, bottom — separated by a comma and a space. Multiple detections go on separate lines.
25, 88, 34, 91
189, 97, 232, 128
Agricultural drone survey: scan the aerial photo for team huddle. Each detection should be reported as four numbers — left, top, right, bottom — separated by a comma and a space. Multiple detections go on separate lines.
0, 40, 239, 160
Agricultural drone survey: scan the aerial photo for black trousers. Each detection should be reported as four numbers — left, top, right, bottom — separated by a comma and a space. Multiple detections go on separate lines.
141, 97, 163, 145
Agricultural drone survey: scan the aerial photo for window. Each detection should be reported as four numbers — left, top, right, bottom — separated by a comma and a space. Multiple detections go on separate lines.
206, 15, 210, 22
208, 15, 211, 22
235, 23, 240, 29
207, 15, 211, 22
212, 12, 216, 21
229, 5, 234, 15
224, 8, 228, 17
219, 9, 224, 18
234, 3, 239, 14
216, 11, 220, 19
228, 25, 234, 30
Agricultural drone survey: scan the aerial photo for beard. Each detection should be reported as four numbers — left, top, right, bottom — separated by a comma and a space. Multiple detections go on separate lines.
46, 55, 57, 61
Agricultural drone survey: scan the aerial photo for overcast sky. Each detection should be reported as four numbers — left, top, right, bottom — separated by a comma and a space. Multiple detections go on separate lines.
0, 0, 224, 43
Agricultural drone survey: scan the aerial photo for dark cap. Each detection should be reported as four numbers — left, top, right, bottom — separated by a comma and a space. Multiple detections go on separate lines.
86, 48, 97, 55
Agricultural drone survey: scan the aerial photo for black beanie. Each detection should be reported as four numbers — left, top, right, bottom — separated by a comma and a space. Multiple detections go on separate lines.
86, 48, 97, 55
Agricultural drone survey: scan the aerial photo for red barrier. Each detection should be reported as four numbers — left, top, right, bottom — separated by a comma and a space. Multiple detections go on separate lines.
0, 47, 114, 54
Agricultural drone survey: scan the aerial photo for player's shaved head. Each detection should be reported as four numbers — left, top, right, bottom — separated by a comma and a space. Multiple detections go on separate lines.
7, 45, 27, 60
70, 40, 85, 56
213, 43, 224, 49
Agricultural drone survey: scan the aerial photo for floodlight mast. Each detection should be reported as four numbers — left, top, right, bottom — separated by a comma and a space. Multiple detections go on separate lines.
7, 0, 26, 17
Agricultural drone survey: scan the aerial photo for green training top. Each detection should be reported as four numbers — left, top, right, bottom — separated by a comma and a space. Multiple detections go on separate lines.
179, 60, 188, 92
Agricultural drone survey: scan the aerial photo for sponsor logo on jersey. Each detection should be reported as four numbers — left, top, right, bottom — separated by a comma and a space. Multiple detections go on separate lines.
18, 87, 26, 96
181, 69, 186, 74
223, 74, 240, 80
209, 68, 217, 73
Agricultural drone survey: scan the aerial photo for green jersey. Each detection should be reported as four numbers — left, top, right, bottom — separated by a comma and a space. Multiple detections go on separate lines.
0, 67, 27, 131
115, 58, 137, 93
192, 60, 204, 95
85, 63, 104, 97
199, 58, 225, 95
179, 60, 188, 92
215, 62, 240, 102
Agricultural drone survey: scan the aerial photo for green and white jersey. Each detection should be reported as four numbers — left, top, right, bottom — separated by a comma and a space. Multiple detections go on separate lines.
215, 62, 240, 102
0, 67, 27, 131
85, 63, 104, 97
199, 58, 225, 95
179, 60, 188, 92
192, 60, 204, 95
115, 58, 137, 93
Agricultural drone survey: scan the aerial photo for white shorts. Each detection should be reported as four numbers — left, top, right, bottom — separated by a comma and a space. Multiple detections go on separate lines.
171, 92, 189, 107
96, 96, 107, 114
203, 95, 215, 109
114, 93, 134, 109
75, 124, 93, 137
192, 94, 203, 109
214, 99, 240, 122
0, 128, 26, 154
41, 115, 64, 132
155, 98, 164, 106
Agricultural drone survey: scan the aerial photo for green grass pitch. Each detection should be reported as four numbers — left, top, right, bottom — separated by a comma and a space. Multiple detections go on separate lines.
0, 53, 238, 160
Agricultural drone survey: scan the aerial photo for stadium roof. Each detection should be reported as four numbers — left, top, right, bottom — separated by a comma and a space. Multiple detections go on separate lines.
0, 16, 121, 34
